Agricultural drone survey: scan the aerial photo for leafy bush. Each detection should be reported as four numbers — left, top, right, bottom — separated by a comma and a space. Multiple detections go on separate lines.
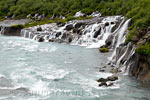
136, 43, 150, 55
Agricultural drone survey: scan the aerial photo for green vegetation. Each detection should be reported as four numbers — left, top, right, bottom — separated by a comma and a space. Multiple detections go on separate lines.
12, 16, 91, 28
0, 0, 150, 29
11, 24, 24, 29
136, 43, 150, 55
99, 48, 109, 53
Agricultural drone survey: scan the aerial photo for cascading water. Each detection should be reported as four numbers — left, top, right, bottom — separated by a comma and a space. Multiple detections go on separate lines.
0, 26, 5, 34
20, 16, 125, 48
108, 19, 131, 63
20, 16, 134, 74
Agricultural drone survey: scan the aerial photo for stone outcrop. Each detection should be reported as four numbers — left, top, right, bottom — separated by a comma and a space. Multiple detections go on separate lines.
97, 75, 118, 87
0, 26, 22, 36
128, 53, 150, 83
0, 19, 28, 36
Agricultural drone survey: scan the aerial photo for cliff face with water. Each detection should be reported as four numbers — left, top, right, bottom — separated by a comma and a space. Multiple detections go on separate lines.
0, 15, 149, 83
109, 26, 150, 83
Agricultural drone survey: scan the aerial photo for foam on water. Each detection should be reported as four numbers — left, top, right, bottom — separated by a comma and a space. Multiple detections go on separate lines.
29, 80, 49, 95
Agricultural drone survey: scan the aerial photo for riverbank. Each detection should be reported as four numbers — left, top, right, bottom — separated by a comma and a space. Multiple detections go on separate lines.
0, 14, 150, 85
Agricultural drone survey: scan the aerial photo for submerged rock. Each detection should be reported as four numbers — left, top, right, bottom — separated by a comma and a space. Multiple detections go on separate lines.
97, 75, 118, 87
99, 82, 107, 87
107, 76, 118, 81
97, 78, 107, 83
99, 69, 105, 72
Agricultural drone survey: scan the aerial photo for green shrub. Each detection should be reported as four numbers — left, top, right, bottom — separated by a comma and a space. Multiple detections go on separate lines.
99, 48, 109, 53
126, 27, 136, 43
135, 43, 150, 55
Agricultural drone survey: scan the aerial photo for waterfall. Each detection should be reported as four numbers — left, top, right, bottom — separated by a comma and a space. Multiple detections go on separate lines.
0, 26, 5, 35
109, 19, 131, 63
20, 16, 125, 49
20, 16, 133, 70
0, 16, 134, 74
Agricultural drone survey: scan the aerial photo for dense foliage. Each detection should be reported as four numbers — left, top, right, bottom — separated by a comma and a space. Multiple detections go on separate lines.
136, 43, 150, 55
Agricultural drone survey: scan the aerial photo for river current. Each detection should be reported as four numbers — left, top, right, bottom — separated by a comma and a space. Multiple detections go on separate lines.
0, 35, 150, 100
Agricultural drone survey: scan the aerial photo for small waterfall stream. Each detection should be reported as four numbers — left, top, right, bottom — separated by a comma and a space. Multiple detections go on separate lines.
20, 16, 125, 48
0, 26, 5, 34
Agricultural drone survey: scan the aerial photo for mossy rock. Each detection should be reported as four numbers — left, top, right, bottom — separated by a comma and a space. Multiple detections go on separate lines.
135, 43, 150, 55
99, 47, 109, 53
11, 24, 24, 29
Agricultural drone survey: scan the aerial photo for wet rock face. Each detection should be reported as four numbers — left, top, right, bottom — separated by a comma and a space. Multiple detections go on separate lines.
56, 32, 62, 37
111, 27, 150, 84
37, 27, 42, 31
20, 16, 124, 46
57, 22, 65, 27
0, 26, 22, 36
64, 24, 73, 31
74, 22, 85, 28
105, 35, 114, 47
129, 53, 150, 83
93, 27, 101, 38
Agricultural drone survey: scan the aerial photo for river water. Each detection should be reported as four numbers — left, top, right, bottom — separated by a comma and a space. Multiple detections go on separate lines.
0, 35, 150, 100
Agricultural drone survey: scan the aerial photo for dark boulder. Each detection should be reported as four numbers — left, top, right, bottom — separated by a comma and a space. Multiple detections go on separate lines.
74, 22, 84, 28
49, 39, 55, 42
56, 22, 65, 27
0, 26, 22, 36
64, 24, 73, 31
67, 35, 73, 43
105, 35, 114, 46
107, 76, 118, 81
38, 37, 44, 42
97, 78, 107, 83
93, 27, 101, 38
61, 33, 67, 39
98, 82, 113, 87
99, 69, 105, 72
99, 82, 107, 87
56, 32, 62, 37
111, 22, 115, 24
73, 28, 81, 34
97, 75, 118, 83
37, 27, 42, 31
105, 22, 109, 26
